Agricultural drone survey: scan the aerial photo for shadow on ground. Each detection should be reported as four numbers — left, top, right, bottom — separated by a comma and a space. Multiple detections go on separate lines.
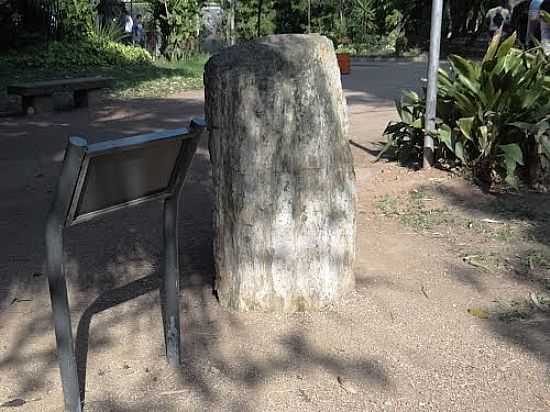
432, 184, 550, 366
0, 97, 390, 409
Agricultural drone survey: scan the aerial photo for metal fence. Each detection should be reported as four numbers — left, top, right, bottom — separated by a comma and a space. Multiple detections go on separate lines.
2, 0, 61, 49
24, 0, 60, 38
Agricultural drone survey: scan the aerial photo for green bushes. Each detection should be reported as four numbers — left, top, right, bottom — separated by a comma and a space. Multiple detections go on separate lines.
381, 33, 550, 188
148, 0, 200, 60
335, 36, 403, 56
60, 0, 95, 40
0, 37, 152, 70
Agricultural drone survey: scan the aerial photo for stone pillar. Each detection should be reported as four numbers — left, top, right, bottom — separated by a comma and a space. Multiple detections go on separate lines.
205, 34, 356, 312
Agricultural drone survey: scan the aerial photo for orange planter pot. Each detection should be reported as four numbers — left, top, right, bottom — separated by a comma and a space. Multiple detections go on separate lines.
336, 53, 351, 75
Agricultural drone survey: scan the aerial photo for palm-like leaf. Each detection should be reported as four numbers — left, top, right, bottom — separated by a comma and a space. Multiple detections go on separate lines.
381, 32, 550, 186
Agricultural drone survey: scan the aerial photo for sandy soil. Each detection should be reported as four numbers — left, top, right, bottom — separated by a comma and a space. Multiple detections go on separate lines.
1, 63, 549, 412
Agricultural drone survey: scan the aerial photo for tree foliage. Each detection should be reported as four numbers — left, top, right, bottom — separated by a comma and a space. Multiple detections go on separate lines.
149, 0, 200, 60
2, 0, 528, 57
225, 0, 506, 50
233, 0, 275, 40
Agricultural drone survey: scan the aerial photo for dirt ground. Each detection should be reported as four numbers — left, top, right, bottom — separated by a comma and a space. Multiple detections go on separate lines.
1, 62, 550, 412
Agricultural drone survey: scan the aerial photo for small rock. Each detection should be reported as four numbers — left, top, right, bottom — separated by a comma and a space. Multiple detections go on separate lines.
208, 366, 220, 375
298, 388, 312, 403
337, 376, 358, 394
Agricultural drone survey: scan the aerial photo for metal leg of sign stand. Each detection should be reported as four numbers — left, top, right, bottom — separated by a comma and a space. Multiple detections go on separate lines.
44, 122, 205, 410
160, 119, 204, 367
161, 193, 182, 367
46, 245, 82, 412
46, 138, 87, 412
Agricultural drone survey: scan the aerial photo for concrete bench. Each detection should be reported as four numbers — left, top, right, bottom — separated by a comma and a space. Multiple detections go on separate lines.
7, 76, 114, 115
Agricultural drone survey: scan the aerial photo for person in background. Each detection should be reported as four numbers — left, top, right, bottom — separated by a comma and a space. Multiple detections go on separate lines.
511, 0, 530, 46
486, 2, 512, 39
526, 0, 544, 47
133, 14, 145, 47
121, 8, 133, 44
541, 0, 550, 53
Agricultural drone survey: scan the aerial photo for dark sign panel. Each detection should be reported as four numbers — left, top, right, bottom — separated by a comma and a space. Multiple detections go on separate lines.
64, 127, 200, 225
76, 139, 182, 216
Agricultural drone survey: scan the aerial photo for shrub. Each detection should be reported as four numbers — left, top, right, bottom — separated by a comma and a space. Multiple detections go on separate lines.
381, 32, 550, 188
0, 37, 152, 70
92, 20, 126, 43
60, 0, 95, 40
148, 0, 200, 60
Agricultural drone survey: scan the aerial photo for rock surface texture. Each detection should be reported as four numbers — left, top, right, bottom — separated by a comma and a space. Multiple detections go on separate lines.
205, 34, 356, 312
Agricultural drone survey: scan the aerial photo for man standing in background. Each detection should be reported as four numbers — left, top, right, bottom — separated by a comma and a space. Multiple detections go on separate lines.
541, 0, 550, 53
133, 14, 145, 47
526, 0, 544, 46
121, 7, 133, 44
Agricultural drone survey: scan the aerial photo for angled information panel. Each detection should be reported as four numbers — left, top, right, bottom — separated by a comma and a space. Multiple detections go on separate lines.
64, 124, 204, 226
45, 118, 206, 412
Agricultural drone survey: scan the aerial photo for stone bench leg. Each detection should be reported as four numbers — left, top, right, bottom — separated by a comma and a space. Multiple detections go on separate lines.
74, 90, 102, 108
22, 95, 54, 115
73, 90, 88, 108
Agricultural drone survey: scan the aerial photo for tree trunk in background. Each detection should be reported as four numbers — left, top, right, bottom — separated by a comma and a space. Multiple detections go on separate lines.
257, 0, 263, 37
205, 34, 356, 312
229, 0, 236, 45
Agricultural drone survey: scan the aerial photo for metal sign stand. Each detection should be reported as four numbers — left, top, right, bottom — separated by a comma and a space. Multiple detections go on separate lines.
45, 119, 206, 412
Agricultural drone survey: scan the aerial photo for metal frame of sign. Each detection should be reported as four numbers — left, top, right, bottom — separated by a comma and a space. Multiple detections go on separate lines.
45, 118, 206, 412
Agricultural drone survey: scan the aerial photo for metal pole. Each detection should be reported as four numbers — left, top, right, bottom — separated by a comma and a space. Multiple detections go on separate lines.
161, 193, 182, 367
46, 137, 87, 412
308, 0, 311, 34
339, 0, 344, 30
424, 0, 444, 169
229, 0, 236, 46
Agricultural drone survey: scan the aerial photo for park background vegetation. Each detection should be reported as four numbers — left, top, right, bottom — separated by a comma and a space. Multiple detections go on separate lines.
2, 0, 548, 190
1, 0, 510, 72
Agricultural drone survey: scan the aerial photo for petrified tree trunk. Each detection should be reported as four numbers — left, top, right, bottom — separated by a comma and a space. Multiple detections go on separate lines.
205, 34, 356, 312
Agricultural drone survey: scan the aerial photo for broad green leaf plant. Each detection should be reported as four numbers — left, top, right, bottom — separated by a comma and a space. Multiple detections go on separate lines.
381, 32, 550, 188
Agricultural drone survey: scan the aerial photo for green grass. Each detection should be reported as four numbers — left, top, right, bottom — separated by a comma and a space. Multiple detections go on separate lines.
375, 188, 538, 242
109, 56, 208, 99
376, 190, 456, 231
521, 249, 550, 271
0, 54, 208, 110
468, 293, 550, 322
375, 194, 400, 216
